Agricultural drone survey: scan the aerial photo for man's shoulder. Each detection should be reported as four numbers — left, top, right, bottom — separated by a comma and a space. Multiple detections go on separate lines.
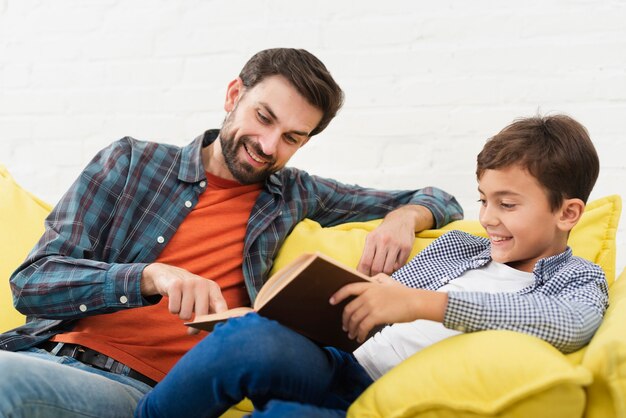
108, 136, 182, 153
93, 137, 187, 168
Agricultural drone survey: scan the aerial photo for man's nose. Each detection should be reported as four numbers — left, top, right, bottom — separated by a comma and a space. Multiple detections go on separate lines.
258, 130, 281, 156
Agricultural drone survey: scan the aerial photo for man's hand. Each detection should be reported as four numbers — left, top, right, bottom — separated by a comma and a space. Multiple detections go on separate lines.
141, 263, 228, 334
330, 275, 447, 343
357, 205, 434, 276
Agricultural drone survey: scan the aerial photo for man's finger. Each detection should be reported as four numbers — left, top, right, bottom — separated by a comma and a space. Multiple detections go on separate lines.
357, 242, 375, 276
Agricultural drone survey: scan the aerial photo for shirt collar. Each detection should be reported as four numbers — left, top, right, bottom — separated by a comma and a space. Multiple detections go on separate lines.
179, 129, 284, 194
479, 245, 573, 285
532, 247, 573, 284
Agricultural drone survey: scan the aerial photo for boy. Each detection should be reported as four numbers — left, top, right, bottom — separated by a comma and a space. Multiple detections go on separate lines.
135, 114, 609, 418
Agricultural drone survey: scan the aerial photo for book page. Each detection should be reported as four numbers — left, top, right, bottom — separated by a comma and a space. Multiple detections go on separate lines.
254, 253, 317, 308
186, 306, 254, 332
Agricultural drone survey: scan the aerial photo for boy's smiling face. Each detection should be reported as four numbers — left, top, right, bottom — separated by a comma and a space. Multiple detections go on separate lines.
478, 165, 571, 273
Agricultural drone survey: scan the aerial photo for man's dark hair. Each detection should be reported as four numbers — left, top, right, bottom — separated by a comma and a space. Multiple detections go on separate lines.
239, 48, 344, 137
476, 114, 600, 211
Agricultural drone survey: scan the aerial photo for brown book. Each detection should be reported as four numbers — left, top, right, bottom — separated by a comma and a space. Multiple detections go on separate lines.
186, 252, 383, 352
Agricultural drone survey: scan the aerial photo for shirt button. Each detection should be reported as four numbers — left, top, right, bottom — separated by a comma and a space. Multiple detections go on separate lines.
120, 295, 128, 304
184, 200, 192, 208
199, 181, 207, 188
456, 325, 467, 332
79, 304, 87, 312
157, 236, 165, 244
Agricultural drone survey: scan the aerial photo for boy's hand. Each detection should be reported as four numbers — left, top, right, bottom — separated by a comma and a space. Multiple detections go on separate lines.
330, 275, 448, 343
357, 205, 433, 276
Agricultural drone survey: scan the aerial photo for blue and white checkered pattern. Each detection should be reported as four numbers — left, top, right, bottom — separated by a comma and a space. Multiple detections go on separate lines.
392, 230, 609, 354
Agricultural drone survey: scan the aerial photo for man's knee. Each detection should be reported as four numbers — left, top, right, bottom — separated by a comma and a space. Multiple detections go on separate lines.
199, 313, 309, 375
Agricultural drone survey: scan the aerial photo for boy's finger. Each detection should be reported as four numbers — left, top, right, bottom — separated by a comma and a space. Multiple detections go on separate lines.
330, 282, 367, 305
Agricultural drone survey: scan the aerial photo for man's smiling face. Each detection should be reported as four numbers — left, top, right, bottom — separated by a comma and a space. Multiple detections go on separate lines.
217, 75, 322, 184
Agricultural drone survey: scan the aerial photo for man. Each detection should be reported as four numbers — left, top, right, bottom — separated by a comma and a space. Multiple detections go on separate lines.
0, 48, 462, 417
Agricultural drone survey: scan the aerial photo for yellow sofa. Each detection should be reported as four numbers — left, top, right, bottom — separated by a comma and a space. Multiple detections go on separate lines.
2, 165, 624, 418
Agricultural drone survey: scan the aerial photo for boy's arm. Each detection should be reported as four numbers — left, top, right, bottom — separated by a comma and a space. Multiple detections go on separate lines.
443, 272, 608, 354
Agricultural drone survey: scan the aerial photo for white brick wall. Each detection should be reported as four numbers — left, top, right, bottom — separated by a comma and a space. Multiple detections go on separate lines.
1, 0, 625, 274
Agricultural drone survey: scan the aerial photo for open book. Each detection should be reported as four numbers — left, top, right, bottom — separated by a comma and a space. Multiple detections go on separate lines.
186, 252, 383, 352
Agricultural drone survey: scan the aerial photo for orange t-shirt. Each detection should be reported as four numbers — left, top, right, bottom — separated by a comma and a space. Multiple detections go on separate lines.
53, 174, 262, 382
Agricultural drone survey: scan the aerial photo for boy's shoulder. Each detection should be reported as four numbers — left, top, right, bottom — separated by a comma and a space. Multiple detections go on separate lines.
421, 229, 490, 259
560, 252, 606, 276
436, 229, 490, 246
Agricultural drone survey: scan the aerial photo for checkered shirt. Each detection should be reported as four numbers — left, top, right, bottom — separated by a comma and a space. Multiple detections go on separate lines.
392, 230, 609, 353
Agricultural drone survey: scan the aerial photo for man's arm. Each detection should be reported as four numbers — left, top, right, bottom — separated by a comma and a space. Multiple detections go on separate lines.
10, 138, 224, 321
304, 172, 463, 230
294, 171, 463, 275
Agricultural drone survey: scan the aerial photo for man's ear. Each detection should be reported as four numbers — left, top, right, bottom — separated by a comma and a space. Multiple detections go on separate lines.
558, 198, 585, 232
224, 78, 244, 112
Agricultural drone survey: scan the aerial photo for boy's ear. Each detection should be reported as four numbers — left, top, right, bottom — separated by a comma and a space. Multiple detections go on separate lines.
224, 77, 244, 112
558, 198, 585, 232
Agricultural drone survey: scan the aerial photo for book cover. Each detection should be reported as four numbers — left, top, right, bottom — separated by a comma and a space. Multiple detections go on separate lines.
187, 252, 382, 351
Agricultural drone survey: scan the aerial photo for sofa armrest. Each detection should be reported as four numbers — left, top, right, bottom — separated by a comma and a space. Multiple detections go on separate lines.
348, 330, 591, 418
582, 268, 626, 418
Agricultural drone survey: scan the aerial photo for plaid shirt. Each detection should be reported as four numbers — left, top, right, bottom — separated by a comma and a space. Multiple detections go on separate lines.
392, 230, 609, 353
1, 130, 462, 351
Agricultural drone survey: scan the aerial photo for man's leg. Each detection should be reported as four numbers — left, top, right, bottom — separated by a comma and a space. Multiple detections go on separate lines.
136, 313, 373, 418
0, 348, 151, 418
250, 400, 346, 418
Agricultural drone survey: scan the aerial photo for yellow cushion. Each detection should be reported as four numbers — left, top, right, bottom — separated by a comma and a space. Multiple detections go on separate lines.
0, 166, 51, 332
347, 331, 592, 418
569, 195, 621, 285
582, 268, 626, 418
272, 195, 621, 283
271, 219, 486, 274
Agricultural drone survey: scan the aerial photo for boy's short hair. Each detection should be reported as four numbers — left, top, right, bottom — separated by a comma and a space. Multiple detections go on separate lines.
476, 114, 599, 211
238, 48, 344, 137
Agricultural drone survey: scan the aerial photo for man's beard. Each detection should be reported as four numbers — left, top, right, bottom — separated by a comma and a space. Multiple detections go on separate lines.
220, 122, 277, 184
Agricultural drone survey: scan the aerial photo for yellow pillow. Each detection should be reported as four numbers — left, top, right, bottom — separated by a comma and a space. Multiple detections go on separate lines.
347, 331, 592, 418
272, 195, 621, 283
582, 269, 626, 418
569, 195, 621, 285
0, 166, 51, 332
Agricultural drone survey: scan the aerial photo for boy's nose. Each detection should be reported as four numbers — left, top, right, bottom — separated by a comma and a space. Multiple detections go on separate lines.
479, 206, 499, 226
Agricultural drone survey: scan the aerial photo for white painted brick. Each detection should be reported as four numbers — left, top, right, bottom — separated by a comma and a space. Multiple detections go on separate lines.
0, 0, 625, 271
106, 59, 183, 87
0, 63, 31, 89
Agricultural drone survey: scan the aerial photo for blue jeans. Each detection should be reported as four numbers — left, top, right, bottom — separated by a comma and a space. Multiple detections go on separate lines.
135, 313, 374, 418
0, 345, 152, 417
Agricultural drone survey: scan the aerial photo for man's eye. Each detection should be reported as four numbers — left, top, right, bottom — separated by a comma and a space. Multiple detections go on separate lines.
501, 203, 516, 209
257, 112, 270, 124
477, 199, 486, 206
284, 135, 299, 145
